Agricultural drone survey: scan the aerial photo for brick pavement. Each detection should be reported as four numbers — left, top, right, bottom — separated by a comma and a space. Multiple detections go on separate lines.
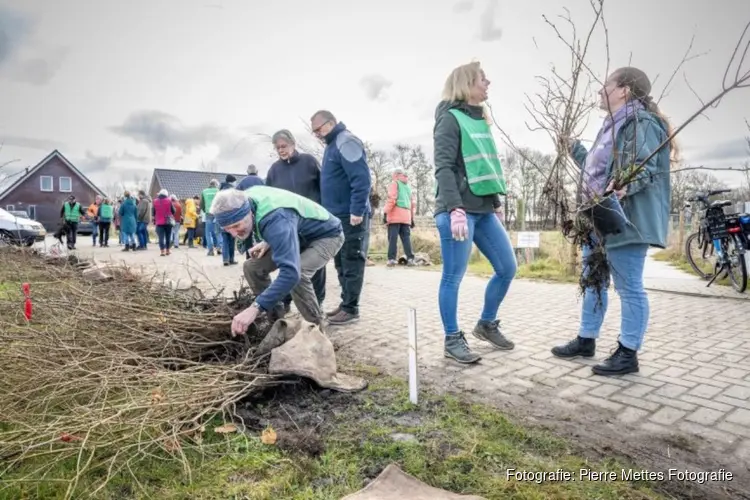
57, 238, 750, 467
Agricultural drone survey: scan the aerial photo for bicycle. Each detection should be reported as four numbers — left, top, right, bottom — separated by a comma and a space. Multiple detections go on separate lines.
684, 189, 748, 293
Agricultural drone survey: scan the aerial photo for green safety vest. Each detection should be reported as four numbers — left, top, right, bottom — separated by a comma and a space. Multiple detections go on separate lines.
99, 204, 113, 219
396, 181, 412, 209
64, 202, 81, 222
246, 185, 330, 241
202, 187, 218, 214
449, 109, 506, 196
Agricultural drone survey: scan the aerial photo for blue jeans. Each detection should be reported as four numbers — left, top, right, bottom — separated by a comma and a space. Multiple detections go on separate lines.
91, 221, 98, 243
124, 232, 136, 246
136, 222, 148, 248
435, 211, 517, 336
156, 225, 172, 251
204, 216, 218, 251
171, 223, 181, 248
222, 231, 236, 263
579, 243, 650, 351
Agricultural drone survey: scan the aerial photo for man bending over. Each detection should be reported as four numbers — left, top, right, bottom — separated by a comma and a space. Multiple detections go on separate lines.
211, 186, 344, 336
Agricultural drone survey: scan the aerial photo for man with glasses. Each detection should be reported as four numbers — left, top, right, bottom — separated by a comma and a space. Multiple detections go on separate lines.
309, 110, 371, 326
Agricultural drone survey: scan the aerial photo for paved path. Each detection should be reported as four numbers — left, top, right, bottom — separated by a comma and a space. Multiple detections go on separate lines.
643, 248, 750, 301
51, 239, 750, 468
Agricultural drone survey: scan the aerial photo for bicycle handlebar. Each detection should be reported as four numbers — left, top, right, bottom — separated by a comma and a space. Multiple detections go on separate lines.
686, 188, 733, 203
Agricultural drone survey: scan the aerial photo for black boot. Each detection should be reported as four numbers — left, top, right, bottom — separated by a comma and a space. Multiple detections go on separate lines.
551, 336, 596, 358
592, 342, 639, 376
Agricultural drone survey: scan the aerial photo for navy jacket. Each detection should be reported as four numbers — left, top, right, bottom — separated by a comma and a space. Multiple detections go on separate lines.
266, 151, 322, 203
252, 207, 342, 311
320, 122, 371, 217
236, 174, 265, 191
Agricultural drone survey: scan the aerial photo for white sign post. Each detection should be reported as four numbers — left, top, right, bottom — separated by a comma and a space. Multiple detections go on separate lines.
516, 231, 541, 248
407, 308, 419, 405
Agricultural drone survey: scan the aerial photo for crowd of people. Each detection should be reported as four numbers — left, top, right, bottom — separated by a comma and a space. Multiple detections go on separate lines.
57, 60, 674, 378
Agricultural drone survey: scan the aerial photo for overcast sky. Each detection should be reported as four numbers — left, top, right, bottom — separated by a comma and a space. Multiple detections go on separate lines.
1, 0, 749, 191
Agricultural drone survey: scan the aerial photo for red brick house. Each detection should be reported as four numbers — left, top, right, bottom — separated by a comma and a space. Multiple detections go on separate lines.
0, 150, 105, 230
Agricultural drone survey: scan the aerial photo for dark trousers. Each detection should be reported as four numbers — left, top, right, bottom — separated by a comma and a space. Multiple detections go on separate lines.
65, 222, 78, 249
156, 224, 172, 250
387, 223, 414, 261
136, 222, 148, 248
282, 267, 326, 307
98, 222, 111, 246
333, 214, 368, 315
222, 231, 236, 263
186, 227, 196, 247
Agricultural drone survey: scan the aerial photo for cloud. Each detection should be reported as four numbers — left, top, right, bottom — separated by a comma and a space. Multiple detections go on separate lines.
110, 110, 225, 154
0, 135, 64, 151
77, 150, 150, 175
453, 0, 474, 13
9, 47, 68, 85
478, 0, 503, 42
688, 137, 749, 164
110, 110, 280, 170
0, 6, 67, 85
0, 6, 32, 67
360, 74, 393, 101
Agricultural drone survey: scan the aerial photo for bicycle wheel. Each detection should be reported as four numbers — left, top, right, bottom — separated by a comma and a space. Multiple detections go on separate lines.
726, 235, 748, 293
685, 232, 715, 280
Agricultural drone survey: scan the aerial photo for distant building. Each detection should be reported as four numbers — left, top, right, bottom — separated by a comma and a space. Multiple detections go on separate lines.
148, 168, 248, 200
0, 150, 105, 230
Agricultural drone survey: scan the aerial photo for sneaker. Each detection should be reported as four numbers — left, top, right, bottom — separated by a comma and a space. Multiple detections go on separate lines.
325, 306, 341, 318
386, 259, 397, 267
327, 310, 360, 325
229, 260, 238, 265
207, 250, 215, 256
592, 343, 639, 376
472, 320, 514, 350
444, 332, 481, 364
223, 262, 229, 266
551, 337, 596, 359
406, 258, 416, 267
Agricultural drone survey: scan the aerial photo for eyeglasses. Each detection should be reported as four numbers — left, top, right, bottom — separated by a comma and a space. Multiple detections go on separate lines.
312, 120, 330, 135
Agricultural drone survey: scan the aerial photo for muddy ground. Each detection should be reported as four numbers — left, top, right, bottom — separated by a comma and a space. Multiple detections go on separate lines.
233, 369, 749, 500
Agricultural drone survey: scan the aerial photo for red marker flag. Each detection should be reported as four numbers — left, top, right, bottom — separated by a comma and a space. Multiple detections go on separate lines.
22, 283, 32, 321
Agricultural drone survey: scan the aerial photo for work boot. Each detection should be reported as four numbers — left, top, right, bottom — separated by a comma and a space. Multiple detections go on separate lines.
325, 306, 341, 318
592, 343, 639, 376
472, 320, 514, 350
444, 332, 481, 364
551, 337, 596, 359
328, 310, 359, 325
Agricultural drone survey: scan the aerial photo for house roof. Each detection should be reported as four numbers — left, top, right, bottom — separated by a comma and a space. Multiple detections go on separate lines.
152, 168, 248, 199
0, 149, 106, 202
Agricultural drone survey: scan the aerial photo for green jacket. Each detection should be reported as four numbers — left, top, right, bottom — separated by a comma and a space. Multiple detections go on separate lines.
433, 100, 502, 215
572, 109, 671, 249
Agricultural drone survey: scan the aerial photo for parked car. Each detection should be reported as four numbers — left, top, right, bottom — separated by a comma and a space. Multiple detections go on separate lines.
77, 219, 96, 235
0, 208, 46, 246
8, 210, 33, 220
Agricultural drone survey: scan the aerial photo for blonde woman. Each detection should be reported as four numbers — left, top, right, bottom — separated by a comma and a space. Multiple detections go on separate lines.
434, 61, 517, 364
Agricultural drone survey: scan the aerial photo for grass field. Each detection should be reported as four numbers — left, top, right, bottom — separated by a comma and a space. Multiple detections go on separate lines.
0, 369, 665, 500
367, 227, 579, 283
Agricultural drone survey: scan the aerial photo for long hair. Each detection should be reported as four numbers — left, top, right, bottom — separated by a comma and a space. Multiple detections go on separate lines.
441, 61, 490, 123
612, 67, 680, 165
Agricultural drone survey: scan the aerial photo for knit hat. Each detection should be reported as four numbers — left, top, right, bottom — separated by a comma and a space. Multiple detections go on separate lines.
225, 174, 237, 183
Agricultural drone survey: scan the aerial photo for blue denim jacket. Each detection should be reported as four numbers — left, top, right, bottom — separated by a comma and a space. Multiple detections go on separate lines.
572, 108, 671, 250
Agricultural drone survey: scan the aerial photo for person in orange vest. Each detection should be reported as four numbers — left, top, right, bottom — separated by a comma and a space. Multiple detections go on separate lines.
383, 168, 417, 267
87, 195, 102, 246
